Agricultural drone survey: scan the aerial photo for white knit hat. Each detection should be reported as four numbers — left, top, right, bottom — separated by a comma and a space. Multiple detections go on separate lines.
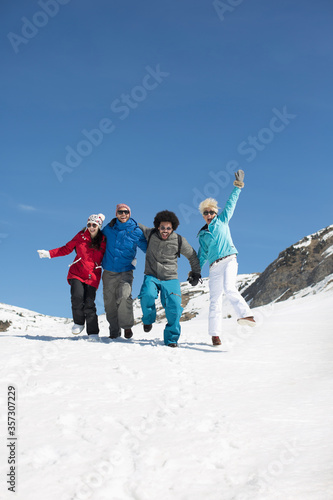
87, 213, 105, 228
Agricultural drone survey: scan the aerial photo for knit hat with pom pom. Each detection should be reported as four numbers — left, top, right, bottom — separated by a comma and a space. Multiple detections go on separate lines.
87, 213, 105, 228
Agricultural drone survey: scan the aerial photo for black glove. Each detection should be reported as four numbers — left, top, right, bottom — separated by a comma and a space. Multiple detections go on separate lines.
234, 169, 245, 188
187, 271, 201, 287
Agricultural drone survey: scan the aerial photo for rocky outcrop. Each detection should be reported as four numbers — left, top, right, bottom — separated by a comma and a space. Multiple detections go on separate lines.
242, 225, 333, 307
0, 320, 11, 332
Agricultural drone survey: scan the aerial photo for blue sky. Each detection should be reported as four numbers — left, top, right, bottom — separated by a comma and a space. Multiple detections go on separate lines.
1, 0, 332, 318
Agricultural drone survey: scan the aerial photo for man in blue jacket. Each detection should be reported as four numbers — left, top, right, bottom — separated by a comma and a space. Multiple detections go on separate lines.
198, 170, 255, 346
102, 203, 147, 339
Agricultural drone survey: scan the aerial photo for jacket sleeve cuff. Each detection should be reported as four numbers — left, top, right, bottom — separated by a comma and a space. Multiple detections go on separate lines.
233, 180, 244, 188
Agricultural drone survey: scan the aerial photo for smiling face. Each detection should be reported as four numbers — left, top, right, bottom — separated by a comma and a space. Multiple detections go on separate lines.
158, 221, 173, 240
202, 207, 217, 225
116, 209, 130, 223
87, 223, 99, 238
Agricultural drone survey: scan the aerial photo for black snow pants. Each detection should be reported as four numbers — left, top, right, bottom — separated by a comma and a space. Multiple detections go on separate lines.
69, 278, 99, 334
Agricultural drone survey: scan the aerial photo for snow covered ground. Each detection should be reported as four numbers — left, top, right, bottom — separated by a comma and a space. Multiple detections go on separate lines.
1, 280, 333, 500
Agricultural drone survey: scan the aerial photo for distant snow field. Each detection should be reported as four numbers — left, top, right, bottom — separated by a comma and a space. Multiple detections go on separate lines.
0, 277, 332, 500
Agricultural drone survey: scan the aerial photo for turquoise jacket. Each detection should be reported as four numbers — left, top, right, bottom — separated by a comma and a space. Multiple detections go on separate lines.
198, 187, 241, 269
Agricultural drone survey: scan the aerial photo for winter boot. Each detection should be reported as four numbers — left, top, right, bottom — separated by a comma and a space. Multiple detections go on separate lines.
88, 334, 100, 342
237, 316, 256, 327
109, 330, 121, 339
124, 328, 133, 339
212, 336, 221, 346
72, 324, 84, 335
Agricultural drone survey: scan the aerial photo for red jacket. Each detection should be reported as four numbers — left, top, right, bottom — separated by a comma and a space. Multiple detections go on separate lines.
49, 230, 106, 289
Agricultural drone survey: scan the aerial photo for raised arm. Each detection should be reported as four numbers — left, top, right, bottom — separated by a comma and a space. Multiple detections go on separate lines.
218, 170, 245, 223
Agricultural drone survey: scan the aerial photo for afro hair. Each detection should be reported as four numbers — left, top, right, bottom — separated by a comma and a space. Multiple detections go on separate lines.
153, 210, 180, 231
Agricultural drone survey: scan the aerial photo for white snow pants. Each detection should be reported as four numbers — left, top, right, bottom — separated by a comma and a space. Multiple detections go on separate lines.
208, 255, 251, 337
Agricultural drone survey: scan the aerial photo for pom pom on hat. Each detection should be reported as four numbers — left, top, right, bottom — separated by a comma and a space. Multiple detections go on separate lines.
116, 203, 131, 216
87, 213, 105, 228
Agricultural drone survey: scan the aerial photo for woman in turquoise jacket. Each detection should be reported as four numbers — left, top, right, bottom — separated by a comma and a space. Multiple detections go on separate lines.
198, 170, 255, 346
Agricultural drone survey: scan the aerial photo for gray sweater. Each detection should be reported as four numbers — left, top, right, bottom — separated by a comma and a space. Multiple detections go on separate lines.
139, 224, 201, 281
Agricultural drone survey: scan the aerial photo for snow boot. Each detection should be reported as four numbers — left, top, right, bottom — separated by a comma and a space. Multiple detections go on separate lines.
88, 334, 100, 342
237, 316, 256, 327
212, 336, 221, 346
109, 331, 121, 339
72, 324, 84, 335
124, 328, 133, 339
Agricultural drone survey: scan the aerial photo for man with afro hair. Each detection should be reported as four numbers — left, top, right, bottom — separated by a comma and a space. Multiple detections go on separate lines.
139, 210, 201, 347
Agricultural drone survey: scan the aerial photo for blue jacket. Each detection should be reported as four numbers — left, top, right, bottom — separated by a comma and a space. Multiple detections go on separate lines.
102, 218, 147, 273
198, 187, 241, 269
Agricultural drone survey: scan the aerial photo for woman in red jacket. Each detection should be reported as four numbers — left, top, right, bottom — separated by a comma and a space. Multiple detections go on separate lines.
37, 214, 106, 341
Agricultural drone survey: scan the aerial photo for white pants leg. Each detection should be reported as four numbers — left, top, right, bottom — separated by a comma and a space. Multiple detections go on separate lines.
208, 255, 251, 336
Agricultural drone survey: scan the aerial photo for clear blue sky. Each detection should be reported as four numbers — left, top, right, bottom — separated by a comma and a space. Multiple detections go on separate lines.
1, 0, 332, 318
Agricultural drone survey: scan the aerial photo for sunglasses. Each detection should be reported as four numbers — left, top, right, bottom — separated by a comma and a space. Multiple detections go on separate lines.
117, 210, 130, 215
160, 225, 173, 231
203, 211, 216, 216
87, 223, 98, 228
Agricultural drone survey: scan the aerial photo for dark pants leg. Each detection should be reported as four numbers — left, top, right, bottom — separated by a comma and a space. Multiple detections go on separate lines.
70, 279, 99, 334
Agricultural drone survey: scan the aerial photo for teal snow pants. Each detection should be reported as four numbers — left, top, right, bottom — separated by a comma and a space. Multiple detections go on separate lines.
139, 275, 183, 345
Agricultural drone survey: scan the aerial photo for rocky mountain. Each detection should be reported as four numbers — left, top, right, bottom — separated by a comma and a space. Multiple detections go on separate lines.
242, 225, 333, 307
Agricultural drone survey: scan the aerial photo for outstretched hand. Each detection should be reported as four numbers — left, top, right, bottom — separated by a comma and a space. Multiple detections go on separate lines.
37, 250, 50, 259
234, 169, 245, 188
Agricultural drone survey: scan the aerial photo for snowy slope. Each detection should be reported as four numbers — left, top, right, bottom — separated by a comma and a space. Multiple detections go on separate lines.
1, 276, 333, 500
